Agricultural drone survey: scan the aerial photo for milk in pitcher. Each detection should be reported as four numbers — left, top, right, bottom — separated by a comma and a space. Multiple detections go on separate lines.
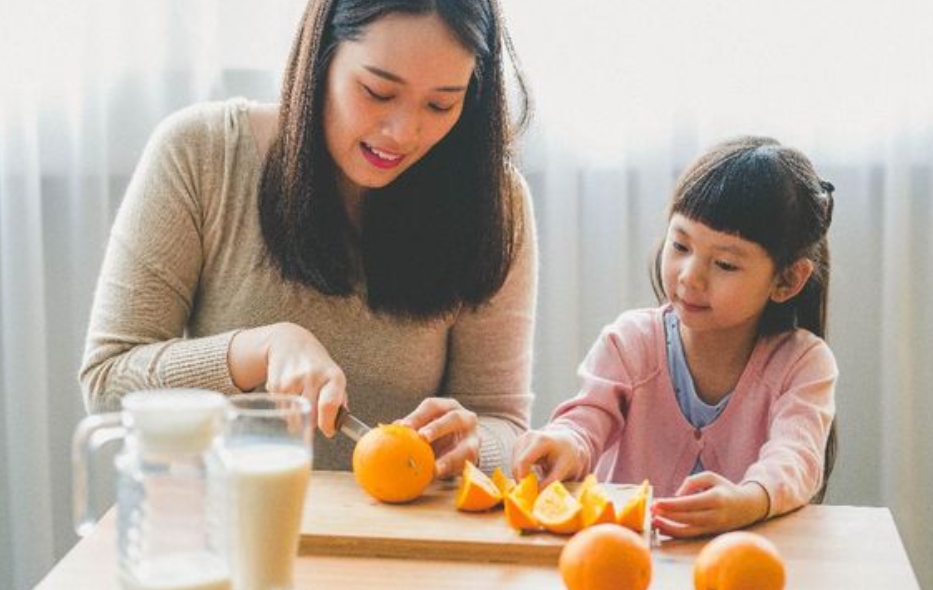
119, 553, 231, 590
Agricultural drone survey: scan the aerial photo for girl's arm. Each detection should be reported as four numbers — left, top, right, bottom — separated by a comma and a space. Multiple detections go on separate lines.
512, 316, 637, 484
741, 340, 837, 517
549, 323, 636, 472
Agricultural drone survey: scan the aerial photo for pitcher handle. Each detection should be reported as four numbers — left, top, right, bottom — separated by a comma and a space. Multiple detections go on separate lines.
72, 412, 125, 536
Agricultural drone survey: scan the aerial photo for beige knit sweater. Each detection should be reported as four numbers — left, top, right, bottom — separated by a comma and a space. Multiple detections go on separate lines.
79, 98, 538, 472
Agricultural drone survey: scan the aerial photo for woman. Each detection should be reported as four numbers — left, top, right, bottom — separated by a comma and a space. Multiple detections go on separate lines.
79, 0, 536, 478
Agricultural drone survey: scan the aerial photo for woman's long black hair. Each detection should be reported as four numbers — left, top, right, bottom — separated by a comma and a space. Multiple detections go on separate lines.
258, 0, 531, 320
651, 136, 837, 502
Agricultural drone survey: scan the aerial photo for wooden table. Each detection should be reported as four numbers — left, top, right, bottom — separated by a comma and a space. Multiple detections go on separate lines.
37, 478, 921, 590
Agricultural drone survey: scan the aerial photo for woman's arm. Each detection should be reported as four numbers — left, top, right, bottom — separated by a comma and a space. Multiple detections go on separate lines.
79, 104, 349, 435
79, 106, 240, 412
228, 321, 347, 436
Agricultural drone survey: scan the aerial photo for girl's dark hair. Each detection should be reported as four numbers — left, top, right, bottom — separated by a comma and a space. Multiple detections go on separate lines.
258, 0, 531, 320
650, 136, 837, 502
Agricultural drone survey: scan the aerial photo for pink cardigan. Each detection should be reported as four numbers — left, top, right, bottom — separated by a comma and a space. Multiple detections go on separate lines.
549, 306, 837, 518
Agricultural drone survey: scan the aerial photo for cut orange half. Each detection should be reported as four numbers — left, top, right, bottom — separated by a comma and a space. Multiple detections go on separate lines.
533, 481, 583, 535
455, 461, 502, 512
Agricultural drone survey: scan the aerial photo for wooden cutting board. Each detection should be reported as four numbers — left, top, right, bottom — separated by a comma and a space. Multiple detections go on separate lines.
299, 471, 651, 564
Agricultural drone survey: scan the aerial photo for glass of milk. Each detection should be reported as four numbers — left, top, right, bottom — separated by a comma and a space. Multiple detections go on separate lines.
225, 394, 312, 590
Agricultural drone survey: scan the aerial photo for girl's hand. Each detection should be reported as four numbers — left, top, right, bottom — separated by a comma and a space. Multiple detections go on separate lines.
229, 322, 347, 437
511, 428, 589, 487
398, 398, 479, 480
650, 472, 770, 538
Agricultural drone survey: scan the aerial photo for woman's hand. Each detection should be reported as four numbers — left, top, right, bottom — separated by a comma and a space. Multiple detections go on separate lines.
650, 472, 770, 538
398, 398, 479, 480
511, 428, 589, 487
229, 322, 347, 437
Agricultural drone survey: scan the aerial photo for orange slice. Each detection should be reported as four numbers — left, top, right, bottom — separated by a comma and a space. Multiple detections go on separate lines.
492, 467, 516, 496
456, 461, 502, 512
533, 481, 583, 535
617, 479, 650, 533
505, 473, 540, 531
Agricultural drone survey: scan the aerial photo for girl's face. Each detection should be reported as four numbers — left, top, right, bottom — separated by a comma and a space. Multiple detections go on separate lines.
661, 214, 782, 340
323, 12, 475, 198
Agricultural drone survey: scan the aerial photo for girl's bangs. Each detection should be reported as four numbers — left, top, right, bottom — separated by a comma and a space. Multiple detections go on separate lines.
674, 149, 791, 258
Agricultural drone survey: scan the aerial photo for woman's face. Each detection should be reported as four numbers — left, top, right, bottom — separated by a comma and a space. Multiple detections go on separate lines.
323, 12, 476, 197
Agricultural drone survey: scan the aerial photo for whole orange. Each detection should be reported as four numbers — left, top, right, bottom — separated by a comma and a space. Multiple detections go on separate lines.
694, 531, 786, 590
352, 424, 435, 503
559, 523, 652, 590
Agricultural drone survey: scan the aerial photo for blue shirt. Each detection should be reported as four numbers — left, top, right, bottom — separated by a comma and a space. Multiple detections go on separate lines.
664, 310, 732, 474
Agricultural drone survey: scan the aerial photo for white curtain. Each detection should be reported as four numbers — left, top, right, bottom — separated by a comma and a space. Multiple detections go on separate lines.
0, 1, 305, 588
0, 1, 931, 589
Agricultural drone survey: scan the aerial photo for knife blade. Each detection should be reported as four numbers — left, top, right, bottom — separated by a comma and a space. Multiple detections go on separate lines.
335, 406, 371, 442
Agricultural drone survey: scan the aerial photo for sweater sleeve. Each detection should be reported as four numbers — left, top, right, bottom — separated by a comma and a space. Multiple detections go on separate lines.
442, 174, 537, 473
548, 316, 637, 478
741, 339, 838, 517
79, 105, 241, 413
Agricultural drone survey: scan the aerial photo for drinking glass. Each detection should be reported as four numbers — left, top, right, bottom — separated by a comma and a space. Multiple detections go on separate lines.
225, 394, 312, 590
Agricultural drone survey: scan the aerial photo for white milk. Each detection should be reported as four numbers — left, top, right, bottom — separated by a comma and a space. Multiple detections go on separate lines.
120, 553, 231, 590
228, 445, 311, 590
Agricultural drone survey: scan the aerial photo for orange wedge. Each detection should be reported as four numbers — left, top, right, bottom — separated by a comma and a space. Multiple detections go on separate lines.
505, 473, 540, 531
512, 472, 539, 504
617, 479, 650, 533
579, 483, 616, 528
456, 461, 502, 512
492, 467, 516, 496
574, 474, 598, 499
533, 481, 583, 535
505, 493, 538, 531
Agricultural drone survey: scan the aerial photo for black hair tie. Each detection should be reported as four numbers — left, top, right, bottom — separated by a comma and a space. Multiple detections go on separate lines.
819, 179, 835, 230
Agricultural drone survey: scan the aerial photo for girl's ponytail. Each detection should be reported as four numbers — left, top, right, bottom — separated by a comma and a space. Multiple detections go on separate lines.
794, 239, 830, 339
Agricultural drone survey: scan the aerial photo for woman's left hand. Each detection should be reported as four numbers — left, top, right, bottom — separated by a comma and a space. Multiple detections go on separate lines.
650, 472, 770, 538
398, 398, 479, 480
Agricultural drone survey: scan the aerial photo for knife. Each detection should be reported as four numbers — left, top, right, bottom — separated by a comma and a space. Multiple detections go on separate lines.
335, 406, 372, 442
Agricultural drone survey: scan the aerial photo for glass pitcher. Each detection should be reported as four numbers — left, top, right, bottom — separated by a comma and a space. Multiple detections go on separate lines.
73, 389, 231, 590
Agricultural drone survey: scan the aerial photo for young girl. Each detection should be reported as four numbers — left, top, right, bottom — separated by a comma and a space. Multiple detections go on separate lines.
513, 136, 837, 538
